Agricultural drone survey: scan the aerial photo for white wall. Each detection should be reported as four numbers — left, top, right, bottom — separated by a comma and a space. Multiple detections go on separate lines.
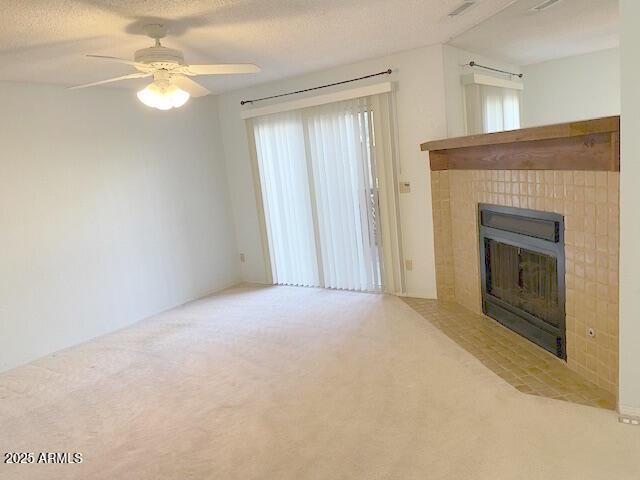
442, 46, 620, 134
0, 82, 240, 372
219, 45, 449, 299
522, 48, 620, 127
619, 0, 640, 416
442, 45, 522, 137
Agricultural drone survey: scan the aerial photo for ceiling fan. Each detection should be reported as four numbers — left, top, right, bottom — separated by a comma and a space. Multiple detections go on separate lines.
70, 24, 261, 110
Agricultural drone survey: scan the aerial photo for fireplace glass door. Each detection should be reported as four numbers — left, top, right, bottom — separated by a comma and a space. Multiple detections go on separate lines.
485, 239, 561, 329
479, 204, 565, 359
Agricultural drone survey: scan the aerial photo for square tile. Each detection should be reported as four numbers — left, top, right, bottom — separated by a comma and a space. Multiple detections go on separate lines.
403, 297, 617, 411
430, 169, 619, 396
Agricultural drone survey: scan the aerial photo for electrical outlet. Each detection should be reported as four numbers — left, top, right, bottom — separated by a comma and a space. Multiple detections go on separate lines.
587, 327, 596, 338
405, 259, 413, 271
239, 253, 246, 263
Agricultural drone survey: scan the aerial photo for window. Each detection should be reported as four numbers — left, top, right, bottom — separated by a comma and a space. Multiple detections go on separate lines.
480, 85, 521, 133
464, 78, 522, 134
248, 93, 404, 294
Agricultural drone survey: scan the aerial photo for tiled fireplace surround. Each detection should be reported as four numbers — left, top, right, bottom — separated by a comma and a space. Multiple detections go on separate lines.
431, 169, 619, 396
425, 118, 621, 398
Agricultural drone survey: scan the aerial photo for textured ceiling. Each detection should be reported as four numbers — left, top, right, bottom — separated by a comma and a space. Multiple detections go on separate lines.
0, 0, 517, 94
449, 0, 619, 65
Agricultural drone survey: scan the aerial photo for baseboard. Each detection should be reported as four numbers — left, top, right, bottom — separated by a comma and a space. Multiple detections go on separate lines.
0, 278, 244, 375
395, 291, 437, 300
619, 404, 640, 418
236, 280, 274, 287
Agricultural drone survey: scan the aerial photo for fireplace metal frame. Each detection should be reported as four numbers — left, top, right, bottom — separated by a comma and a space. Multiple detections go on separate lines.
478, 203, 566, 359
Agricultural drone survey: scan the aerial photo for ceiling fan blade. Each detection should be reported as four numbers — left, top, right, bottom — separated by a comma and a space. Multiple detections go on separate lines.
181, 64, 261, 76
69, 72, 152, 90
86, 55, 152, 71
172, 76, 211, 97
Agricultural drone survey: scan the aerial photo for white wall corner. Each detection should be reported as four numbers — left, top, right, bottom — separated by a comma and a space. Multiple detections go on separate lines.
619, 404, 640, 419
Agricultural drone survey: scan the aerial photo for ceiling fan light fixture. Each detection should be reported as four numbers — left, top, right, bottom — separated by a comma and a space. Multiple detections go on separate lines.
137, 81, 190, 110
71, 24, 261, 103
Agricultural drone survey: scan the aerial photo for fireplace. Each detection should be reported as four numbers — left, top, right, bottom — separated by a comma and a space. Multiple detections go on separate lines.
479, 204, 566, 359
424, 117, 620, 393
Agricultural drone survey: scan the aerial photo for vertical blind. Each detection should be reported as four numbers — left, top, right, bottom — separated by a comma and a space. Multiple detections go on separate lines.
253, 111, 320, 287
249, 93, 403, 294
465, 83, 521, 134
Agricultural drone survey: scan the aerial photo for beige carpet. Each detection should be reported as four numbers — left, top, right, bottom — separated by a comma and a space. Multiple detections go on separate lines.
1, 285, 638, 480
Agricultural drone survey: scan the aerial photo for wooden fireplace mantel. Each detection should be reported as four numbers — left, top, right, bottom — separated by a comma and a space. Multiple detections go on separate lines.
421, 116, 620, 172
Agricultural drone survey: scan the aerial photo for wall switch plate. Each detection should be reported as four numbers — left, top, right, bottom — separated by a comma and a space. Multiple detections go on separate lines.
239, 253, 246, 263
399, 182, 411, 194
405, 259, 413, 271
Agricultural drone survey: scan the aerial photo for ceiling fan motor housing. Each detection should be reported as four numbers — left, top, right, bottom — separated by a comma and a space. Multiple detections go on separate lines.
134, 46, 185, 68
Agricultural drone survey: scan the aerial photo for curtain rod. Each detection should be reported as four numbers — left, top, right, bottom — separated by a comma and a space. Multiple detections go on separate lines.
240, 69, 393, 106
467, 61, 523, 78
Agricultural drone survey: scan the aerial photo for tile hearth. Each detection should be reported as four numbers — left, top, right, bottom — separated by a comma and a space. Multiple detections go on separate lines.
403, 297, 616, 410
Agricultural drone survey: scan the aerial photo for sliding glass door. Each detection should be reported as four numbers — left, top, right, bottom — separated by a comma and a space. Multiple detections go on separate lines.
250, 93, 402, 293
253, 111, 320, 287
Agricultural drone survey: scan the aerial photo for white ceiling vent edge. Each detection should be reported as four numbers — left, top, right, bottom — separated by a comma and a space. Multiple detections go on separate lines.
448, 1, 476, 17
531, 0, 562, 12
